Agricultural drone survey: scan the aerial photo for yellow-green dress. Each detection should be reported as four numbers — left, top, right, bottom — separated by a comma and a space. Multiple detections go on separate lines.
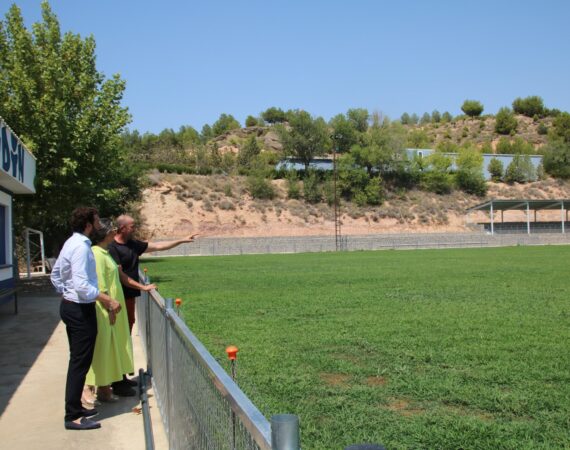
86, 245, 134, 386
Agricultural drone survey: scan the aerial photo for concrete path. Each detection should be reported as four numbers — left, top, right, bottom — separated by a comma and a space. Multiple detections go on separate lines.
0, 291, 168, 449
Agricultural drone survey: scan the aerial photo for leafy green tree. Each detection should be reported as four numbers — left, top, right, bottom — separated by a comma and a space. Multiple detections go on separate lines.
543, 140, 570, 179
347, 108, 369, 132
277, 110, 331, 171
551, 112, 570, 144
512, 96, 545, 117
245, 115, 259, 127
495, 107, 518, 135
420, 112, 431, 125
329, 114, 358, 153
455, 147, 487, 196
422, 152, 453, 194
201, 124, 213, 142
441, 111, 453, 123
211, 113, 240, 137
505, 154, 536, 183
410, 113, 419, 125
461, 100, 484, 117
431, 110, 441, 123
237, 136, 261, 172
510, 137, 534, 155
1, 3, 137, 250
178, 125, 201, 148
400, 112, 411, 125
261, 107, 287, 124
488, 158, 504, 182
407, 129, 431, 148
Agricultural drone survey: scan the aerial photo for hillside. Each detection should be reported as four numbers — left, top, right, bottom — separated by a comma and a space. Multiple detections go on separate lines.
138, 173, 570, 239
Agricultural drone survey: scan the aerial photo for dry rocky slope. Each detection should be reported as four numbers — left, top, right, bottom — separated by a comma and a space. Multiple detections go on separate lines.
138, 114, 561, 239
139, 174, 570, 239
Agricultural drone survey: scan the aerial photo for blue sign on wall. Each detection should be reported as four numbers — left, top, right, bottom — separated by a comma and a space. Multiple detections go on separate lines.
0, 124, 25, 182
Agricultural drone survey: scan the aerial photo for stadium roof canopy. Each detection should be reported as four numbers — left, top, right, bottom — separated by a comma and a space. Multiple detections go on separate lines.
467, 199, 570, 234
467, 199, 570, 212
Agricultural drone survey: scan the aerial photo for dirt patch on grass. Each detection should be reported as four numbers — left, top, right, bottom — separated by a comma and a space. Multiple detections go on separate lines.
319, 372, 350, 387
442, 404, 494, 422
386, 398, 424, 417
366, 376, 388, 386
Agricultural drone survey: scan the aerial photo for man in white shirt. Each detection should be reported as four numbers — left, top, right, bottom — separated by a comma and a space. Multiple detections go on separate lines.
51, 207, 121, 430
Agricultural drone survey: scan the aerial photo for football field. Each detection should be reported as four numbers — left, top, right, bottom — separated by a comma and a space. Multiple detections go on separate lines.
144, 246, 570, 449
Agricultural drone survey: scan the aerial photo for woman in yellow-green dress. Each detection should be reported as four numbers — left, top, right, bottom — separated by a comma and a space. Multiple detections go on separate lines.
84, 219, 155, 402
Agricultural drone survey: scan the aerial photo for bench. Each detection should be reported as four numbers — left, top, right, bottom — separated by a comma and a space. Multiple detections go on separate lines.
0, 287, 19, 314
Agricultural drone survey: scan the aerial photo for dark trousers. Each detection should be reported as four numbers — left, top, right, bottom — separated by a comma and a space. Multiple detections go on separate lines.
60, 300, 97, 422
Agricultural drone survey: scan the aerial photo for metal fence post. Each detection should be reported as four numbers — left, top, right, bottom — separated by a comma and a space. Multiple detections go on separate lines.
271, 414, 300, 450
165, 297, 174, 447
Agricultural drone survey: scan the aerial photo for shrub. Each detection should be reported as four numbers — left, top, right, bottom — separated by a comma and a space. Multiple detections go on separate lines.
543, 140, 570, 179
365, 176, 384, 205
303, 171, 322, 203
495, 107, 518, 135
512, 96, 545, 117
247, 175, 275, 199
537, 122, 548, 135
456, 170, 487, 196
421, 171, 453, 194
286, 171, 301, 199
496, 137, 511, 154
488, 158, 504, 182
245, 115, 259, 127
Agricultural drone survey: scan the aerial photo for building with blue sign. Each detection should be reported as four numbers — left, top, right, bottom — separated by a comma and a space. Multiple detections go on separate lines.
0, 117, 36, 297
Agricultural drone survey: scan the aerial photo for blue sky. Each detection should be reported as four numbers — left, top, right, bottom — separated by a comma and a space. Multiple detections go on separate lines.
5, 1, 570, 134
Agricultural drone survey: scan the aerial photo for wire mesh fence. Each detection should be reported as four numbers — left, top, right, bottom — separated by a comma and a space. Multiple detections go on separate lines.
137, 285, 272, 450
146, 231, 570, 258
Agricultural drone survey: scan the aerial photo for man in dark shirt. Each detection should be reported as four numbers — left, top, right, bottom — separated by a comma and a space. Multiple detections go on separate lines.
108, 214, 199, 334
108, 214, 198, 394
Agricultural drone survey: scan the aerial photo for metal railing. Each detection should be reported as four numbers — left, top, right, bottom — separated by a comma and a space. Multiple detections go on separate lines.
137, 276, 281, 450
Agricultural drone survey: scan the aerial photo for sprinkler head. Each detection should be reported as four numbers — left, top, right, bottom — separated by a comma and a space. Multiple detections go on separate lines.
226, 345, 239, 360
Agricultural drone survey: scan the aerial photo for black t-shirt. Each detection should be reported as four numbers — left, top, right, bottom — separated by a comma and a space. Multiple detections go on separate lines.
108, 239, 148, 298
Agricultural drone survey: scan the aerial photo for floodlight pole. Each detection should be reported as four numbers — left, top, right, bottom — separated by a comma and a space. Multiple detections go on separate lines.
332, 135, 342, 251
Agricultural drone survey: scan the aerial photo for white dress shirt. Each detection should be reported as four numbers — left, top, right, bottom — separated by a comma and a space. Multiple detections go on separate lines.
51, 232, 100, 303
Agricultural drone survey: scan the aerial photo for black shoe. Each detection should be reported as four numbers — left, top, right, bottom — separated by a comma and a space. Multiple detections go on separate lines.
112, 383, 136, 397
122, 377, 138, 387
64, 417, 101, 430
80, 408, 99, 418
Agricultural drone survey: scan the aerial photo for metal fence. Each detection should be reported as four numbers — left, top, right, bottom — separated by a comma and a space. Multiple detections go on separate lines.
136, 283, 273, 450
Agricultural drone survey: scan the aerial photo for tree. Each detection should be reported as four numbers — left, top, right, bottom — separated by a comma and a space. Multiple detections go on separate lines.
488, 158, 504, 182
1, 3, 137, 251
178, 125, 201, 148
400, 112, 411, 125
407, 129, 431, 148
551, 112, 570, 144
461, 100, 484, 117
410, 113, 419, 125
420, 112, 431, 125
455, 147, 487, 196
329, 114, 358, 153
237, 136, 261, 171
347, 108, 369, 133
431, 110, 441, 123
505, 154, 536, 183
441, 111, 453, 123
422, 152, 453, 194
495, 107, 518, 135
512, 96, 545, 118
245, 115, 259, 127
277, 110, 331, 171
543, 140, 570, 179
211, 113, 240, 137
261, 107, 287, 125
